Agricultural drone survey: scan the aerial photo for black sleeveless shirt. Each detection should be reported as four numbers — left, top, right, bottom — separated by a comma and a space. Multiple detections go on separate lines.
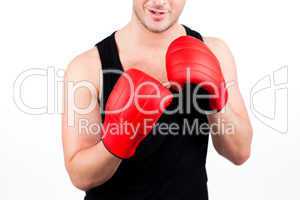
85, 25, 210, 200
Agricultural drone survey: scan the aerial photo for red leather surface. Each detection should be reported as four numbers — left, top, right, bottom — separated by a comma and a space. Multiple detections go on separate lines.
166, 36, 228, 111
102, 68, 173, 159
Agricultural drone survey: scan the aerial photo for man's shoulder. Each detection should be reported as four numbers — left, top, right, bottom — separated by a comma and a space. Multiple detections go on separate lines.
203, 36, 235, 64
203, 36, 230, 53
203, 36, 237, 77
65, 47, 101, 86
65, 47, 101, 78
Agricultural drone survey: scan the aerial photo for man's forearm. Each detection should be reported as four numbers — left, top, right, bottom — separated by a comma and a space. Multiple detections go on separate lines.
66, 142, 121, 191
207, 105, 253, 165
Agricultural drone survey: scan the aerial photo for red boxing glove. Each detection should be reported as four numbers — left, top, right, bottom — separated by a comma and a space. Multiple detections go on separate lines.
102, 68, 173, 159
166, 36, 228, 112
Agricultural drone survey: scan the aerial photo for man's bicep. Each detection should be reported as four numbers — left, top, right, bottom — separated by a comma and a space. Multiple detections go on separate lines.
62, 49, 102, 163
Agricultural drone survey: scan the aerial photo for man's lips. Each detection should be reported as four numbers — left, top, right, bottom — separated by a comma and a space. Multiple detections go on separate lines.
147, 8, 168, 21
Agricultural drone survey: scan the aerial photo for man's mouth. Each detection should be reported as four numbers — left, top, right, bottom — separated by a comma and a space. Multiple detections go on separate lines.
147, 8, 168, 21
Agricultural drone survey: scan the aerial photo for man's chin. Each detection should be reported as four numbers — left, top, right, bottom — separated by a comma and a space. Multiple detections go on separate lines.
144, 21, 173, 33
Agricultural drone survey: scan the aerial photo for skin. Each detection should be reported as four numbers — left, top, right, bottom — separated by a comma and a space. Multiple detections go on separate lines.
62, 0, 253, 191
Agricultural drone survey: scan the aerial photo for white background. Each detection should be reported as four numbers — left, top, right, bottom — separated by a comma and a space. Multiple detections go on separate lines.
1, 0, 299, 199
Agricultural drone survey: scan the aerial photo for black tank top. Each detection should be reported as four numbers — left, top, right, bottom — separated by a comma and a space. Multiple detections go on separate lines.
85, 25, 209, 200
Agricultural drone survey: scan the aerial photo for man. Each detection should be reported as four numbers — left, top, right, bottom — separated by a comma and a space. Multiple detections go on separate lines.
62, 0, 253, 199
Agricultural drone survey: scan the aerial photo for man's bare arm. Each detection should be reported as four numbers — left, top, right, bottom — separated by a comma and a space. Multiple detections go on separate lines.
62, 48, 121, 191
204, 37, 253, 165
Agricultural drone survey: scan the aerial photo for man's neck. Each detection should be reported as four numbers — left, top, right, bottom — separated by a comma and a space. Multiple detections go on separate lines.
119, 15, 186, 49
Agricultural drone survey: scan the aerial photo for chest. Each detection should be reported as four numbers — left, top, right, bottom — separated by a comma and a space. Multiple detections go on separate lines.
119, 48, 168, 83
